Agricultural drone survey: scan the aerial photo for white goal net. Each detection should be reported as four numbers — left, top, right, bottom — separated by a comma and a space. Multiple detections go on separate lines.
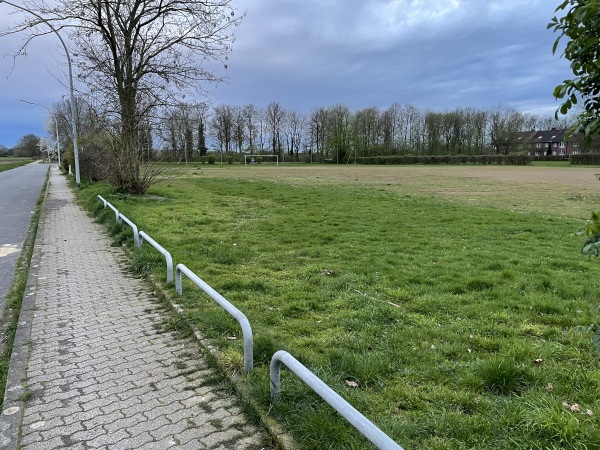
244, 154, 279, 166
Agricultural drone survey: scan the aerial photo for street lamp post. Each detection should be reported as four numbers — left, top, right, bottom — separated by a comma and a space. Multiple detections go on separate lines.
0, 0, 80, 188
20, 100, 61, 167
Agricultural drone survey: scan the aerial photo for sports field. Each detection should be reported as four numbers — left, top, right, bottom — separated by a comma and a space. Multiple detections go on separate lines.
189, 163, 600, 218
84, 163, 600, 449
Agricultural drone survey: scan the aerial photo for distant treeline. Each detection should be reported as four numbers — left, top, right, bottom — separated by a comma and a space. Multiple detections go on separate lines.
38, 99, 576, 166
155, 102, 572, 163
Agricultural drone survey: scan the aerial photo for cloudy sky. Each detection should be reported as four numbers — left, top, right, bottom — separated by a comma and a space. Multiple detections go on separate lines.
0, 0, 571, 148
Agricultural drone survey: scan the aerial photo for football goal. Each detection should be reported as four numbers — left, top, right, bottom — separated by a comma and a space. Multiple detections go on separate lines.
244, 154, 279, 166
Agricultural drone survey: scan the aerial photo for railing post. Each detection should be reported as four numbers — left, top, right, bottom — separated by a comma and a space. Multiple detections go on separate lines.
139, 231, 173, 283
270, 350, 284, 402
176, 265, 183, 295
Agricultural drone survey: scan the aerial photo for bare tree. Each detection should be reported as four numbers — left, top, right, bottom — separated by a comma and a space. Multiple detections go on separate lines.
283, 110, 306, 160
211, 104, 234, 154
325, 104, 352, 163
382, 104, 402, 154
309, 107, 327, 160
255, 107, 267, 153
353, 107, 381, 157
5, 0, 241, 193
266, 102, 285, 156
233, 106, 245, 153
157, 103, 196, 161
487, 104, 526, 154
242, 104, 258, 152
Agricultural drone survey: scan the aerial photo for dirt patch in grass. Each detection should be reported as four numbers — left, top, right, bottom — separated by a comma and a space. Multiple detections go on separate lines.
181, 164, 600, 219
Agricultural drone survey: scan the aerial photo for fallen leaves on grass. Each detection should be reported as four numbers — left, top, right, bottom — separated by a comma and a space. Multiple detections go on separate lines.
562, 401, 593, 416
345, 379, 359, 388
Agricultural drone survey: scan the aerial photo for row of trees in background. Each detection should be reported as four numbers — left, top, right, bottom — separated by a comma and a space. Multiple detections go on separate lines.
24, 99, 573, 169
144, 102, 572, 163
0, 134, 41, 158
4, 100, 575, 167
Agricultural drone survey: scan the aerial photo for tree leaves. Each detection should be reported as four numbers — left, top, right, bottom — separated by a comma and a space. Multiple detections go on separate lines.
549, 0, 600, 144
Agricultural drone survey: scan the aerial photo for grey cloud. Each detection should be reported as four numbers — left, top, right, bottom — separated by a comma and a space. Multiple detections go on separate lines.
0, 0, 574, 147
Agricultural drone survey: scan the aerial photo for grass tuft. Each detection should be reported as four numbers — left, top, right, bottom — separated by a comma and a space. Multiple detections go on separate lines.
477, 357, 537, 395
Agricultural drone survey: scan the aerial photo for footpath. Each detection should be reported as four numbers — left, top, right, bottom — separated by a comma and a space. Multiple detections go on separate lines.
0, 166, 269, 449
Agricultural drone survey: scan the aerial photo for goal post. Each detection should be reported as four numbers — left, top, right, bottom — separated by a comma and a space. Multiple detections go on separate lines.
244, 154, 279, 166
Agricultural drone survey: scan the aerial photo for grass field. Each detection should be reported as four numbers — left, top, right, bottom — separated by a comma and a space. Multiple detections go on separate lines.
0, 158, 32, 173
80, 164, 600, 449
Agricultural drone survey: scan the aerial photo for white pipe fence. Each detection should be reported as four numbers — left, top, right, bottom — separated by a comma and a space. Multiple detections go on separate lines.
176, 263, 253, 373
94, 194, 403, 447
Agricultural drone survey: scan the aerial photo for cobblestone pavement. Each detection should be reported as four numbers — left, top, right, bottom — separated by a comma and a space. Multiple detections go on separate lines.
0, 166, 269, 449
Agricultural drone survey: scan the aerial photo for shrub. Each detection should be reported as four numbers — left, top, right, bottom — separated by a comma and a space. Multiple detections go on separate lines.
207, 155, 216, 164
570, 153, 600, 164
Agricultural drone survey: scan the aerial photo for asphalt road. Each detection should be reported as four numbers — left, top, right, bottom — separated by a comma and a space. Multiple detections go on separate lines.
0, 162, 48, 307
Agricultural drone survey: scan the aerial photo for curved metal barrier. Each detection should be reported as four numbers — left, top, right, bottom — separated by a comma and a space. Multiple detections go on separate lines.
270, 350, 403, 450
176, 263, 253, 373
139, 231, 173, 283
118, 213, 141, 247
97, 195, 119, 222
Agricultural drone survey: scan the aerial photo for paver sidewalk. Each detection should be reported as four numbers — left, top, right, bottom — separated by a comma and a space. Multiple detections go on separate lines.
0, 166, 268, 449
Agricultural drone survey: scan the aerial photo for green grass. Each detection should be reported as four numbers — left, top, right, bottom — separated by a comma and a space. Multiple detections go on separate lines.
78, 165, 600, 449
0, 158, 32, 173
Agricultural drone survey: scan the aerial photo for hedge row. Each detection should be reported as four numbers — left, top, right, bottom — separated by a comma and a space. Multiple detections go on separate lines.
570, 154, 600, 165
530, 155, 570, 162
355, 154, 531, 165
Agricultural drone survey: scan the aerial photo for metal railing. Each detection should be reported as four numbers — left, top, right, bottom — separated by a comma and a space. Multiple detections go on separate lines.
139, 231, 173, 283
118, 213, 141, 247
94, 194, 403, 449
97, 195, 119, 221
176, 263, 253, 373
270, 350, 404, 450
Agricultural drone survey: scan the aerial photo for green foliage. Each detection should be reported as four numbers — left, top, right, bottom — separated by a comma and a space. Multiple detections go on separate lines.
581, 211, 600, 357
570, 153, 600, 165
582, 211, 600, 257
549, 0, 600, 146
11, 134, 41, 158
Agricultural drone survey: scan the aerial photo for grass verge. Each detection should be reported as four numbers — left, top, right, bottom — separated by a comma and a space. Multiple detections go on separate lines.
0, 167, 49, 406
76, 165, 600, 450
0, 159, 33, 173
